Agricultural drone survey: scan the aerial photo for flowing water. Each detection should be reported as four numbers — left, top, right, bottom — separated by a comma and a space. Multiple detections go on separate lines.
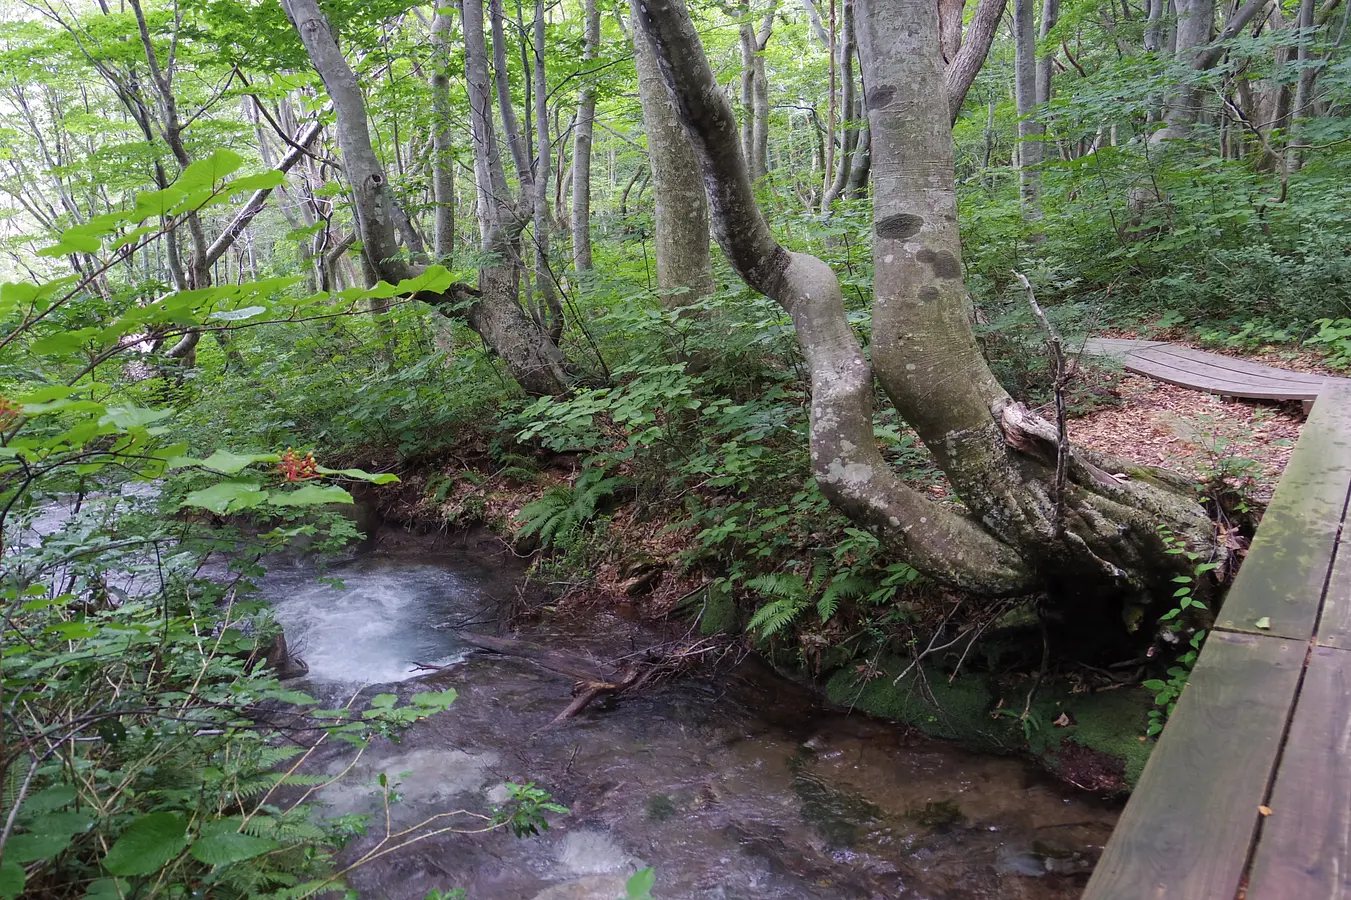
265, 528, 1121, 900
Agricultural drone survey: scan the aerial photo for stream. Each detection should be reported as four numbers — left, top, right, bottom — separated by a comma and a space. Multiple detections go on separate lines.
262, 527, 1120, 900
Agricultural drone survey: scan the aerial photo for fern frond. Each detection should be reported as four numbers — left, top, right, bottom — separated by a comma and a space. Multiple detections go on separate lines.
744, 573, 807, 600
747, 597, 808, 638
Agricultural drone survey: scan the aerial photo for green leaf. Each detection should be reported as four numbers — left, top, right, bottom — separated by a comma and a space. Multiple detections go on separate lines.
0, 860, 23, 900
192, 450, 280, 474
56, 228, 101, 253
102, 811, 188, 876
5, 831, 73, 863
393, 265, 455, 296
133, 187, 188, 220
178, 150, 244, 189
31, 328, 101, 355
315, 465, 400, 484
411, 688, 458, 709
189, 823, 279, 865
227, 170, 287, 192
181, 481, 267, 514
27, 810, 95, 837
1254, 616, 1271, 630
265, 484, 353, 507
22, 785, 76, 814
625, 867, 656, 900
99, 406, 172, 429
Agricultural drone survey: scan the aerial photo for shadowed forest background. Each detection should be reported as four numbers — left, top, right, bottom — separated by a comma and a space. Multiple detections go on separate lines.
1, 0, 1350, 893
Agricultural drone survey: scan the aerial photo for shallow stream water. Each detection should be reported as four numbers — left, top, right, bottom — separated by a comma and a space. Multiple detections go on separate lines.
265, 528, 1120, 900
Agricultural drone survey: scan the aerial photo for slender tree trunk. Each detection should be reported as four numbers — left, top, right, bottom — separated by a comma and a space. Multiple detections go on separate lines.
1014, 0, 1043, 217
532, 0, 562, 339
1036, 0, 1060, 105
285, 0, 569, 395
572, 0, 601, 270
822, 0, 857, 208
431, 7, 457, 261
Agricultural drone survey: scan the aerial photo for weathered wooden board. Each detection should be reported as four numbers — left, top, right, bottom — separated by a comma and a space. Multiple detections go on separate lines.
1318, 540, 1351, 650
1133, 346, 1338, 386
1128, 353, 1330, 397
1217, 386, 1351, 640
1080, 339, 1351, 404
1081, 631, 1305, 900
1245, 646, 1351, 900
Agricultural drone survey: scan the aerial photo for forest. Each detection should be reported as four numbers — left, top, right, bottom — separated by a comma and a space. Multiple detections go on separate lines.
1, 0, 1349, 893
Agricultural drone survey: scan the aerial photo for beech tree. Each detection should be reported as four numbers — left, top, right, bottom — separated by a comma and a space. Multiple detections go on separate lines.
630, 0, 1218, 607
282, 0, 571, 395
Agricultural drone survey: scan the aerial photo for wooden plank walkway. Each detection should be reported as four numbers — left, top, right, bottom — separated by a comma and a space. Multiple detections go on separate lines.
1082, 338, 1351, 409
1082, 382, 1351, 900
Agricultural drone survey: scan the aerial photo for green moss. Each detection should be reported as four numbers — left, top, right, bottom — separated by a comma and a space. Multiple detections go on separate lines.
824, 656, 1018, 752
699, 585, 739, 635
826, 657, 1156, 789
1060, 688, 1155, 786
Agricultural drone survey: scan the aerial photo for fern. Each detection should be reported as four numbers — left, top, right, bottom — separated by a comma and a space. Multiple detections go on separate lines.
745, 573, 809, 638
818, 574, 872, 622
517, 470, 626, 548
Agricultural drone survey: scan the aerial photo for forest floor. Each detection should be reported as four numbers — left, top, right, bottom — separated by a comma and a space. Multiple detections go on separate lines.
1070, 332, 1341, 503
1070, 374, 1305, 504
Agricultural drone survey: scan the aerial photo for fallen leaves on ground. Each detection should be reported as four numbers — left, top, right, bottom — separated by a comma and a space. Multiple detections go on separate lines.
1070, 374, 1304, 504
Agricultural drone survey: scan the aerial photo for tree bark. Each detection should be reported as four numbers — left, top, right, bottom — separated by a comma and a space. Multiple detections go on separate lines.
532, 0, 562, 339
1013, 0, 1043, 216
821, 0, 857, 209
572, 0, 601, 270
630, 0, 716, 306
944, 0, 1009, 121
431, 7, 457, 262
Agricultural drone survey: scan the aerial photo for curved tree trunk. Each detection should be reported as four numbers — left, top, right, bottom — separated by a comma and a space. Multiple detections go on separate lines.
631, 0, 1217, 613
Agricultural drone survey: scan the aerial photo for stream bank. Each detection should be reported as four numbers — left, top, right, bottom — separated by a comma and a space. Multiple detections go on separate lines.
264, 523, 1122, 899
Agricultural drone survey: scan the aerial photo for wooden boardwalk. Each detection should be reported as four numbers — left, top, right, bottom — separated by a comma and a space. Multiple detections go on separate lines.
1082, 382, 1351, 900
1081, 338, 1351, 409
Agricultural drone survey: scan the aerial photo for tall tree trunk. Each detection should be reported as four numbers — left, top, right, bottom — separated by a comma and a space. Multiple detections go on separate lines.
1013, 0, 1043, 218
431, 7, 456, 261
630, 0, 716, 305
1036, 0, 1060, 105
822, 0, 857, 208
532, 0, 562, 339
572, 0, 601, 271
284, 0, 569, 395
632, 0, 1216, 616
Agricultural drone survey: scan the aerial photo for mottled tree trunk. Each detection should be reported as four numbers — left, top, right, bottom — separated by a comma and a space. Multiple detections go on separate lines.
632, 0, 1217, 612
